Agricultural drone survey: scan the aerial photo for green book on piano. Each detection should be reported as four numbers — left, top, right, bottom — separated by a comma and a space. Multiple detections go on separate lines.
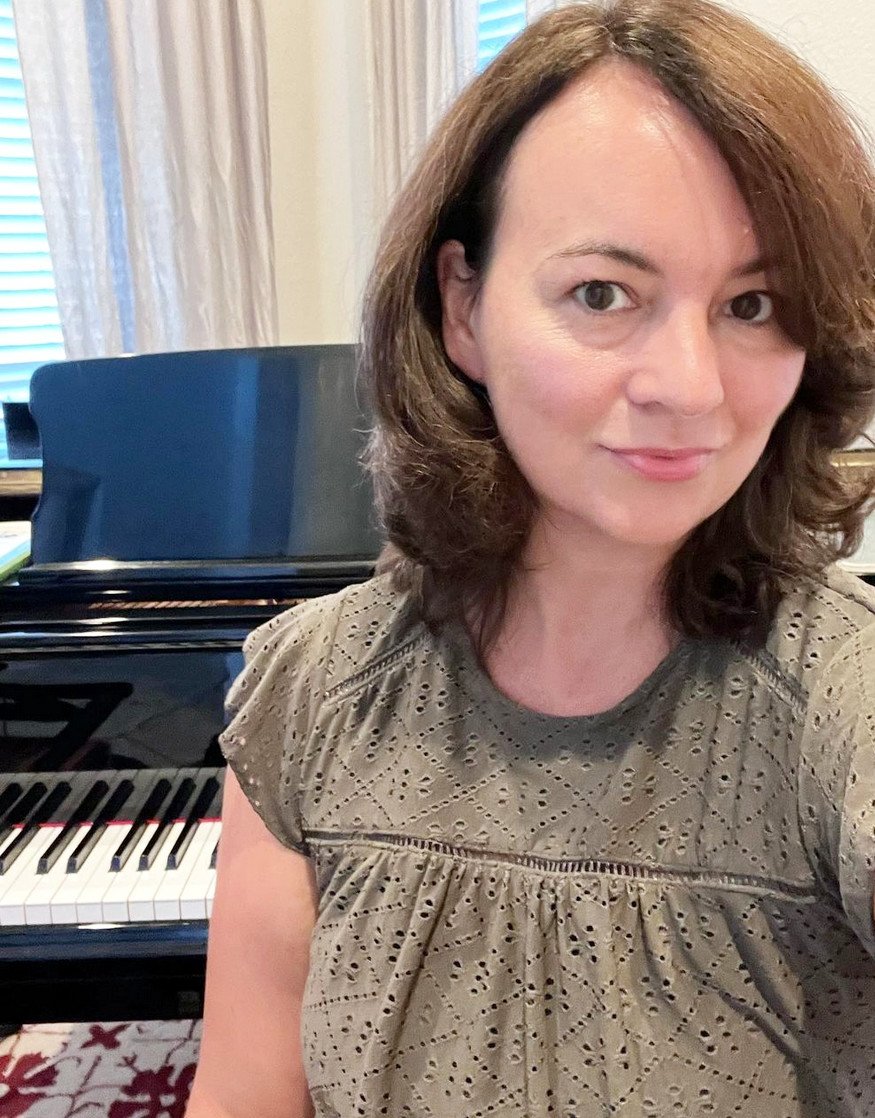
0, 520, 31, 582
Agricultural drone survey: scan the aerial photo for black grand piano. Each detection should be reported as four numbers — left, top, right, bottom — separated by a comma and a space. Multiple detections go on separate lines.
0, 345, 381, 1024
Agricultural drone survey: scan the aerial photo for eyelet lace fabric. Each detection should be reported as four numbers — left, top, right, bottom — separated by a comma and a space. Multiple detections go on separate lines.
219, 568, 875, 1117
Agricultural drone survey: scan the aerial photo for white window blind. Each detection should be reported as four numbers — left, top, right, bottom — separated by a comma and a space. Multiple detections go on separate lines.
477, 0, 526, 70
0, 0, 64, 408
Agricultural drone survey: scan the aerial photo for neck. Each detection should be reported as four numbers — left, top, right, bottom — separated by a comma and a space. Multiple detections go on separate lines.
473, 518, 682, 716
509, 516, 676, 644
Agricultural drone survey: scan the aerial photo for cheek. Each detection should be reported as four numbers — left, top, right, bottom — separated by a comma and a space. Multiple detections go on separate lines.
731, 350, 805, 434
485, 326, 616, 425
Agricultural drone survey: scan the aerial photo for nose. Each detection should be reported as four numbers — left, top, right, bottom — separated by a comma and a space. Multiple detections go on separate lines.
627, 303, 725, 417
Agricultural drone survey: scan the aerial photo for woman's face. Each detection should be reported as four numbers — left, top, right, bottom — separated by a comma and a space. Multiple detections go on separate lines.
438, 61, 806, 560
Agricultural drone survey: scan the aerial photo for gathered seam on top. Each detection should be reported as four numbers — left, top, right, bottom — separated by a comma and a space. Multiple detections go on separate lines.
305, 829, 819, 901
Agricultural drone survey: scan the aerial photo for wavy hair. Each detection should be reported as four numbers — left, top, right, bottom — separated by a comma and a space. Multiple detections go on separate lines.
360, 0, 875, 655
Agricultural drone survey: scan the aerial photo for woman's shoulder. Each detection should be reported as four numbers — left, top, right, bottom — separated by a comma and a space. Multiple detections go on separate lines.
755, 563, 875, 699
773, 563, 875, 643
238, 572, 425, 689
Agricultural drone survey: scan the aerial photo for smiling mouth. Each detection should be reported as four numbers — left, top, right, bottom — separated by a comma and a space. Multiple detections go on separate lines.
605, 448, 714, 481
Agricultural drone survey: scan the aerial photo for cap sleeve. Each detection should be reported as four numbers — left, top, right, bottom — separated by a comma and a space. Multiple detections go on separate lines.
798, 622, 875, 954
219, 595, 342, 855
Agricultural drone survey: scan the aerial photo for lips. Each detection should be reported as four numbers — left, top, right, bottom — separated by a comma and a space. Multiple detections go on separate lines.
606, 447, 714, 481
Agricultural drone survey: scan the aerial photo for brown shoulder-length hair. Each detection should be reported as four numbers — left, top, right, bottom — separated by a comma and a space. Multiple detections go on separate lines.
359, 0, 875, 655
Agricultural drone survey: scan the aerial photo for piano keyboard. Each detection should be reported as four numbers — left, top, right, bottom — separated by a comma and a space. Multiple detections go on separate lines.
0, 769, 222, 927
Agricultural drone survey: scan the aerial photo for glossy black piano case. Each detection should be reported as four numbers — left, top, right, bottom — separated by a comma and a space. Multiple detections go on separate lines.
28, 345, 381, 565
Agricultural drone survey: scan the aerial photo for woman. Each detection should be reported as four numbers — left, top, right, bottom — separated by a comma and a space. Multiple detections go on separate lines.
187, 1, 875, 1115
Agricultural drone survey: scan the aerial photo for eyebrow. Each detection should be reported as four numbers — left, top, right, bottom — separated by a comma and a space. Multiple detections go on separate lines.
550, 240, 771, 280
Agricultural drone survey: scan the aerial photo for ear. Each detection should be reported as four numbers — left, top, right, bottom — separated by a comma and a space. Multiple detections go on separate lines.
435, 240, 487, 384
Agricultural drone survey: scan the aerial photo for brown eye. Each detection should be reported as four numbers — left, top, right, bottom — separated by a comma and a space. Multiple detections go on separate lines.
574, 281, 630, 312
729, 291, 773, 324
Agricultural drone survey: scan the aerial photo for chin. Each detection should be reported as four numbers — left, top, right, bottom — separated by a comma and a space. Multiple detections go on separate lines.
594, 513, 704, 552
609, 489, 731, 537
538, 495, 714, 553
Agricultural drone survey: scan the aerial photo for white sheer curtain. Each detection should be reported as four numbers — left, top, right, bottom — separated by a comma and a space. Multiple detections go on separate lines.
364, 0, 480, 230
12, 0, 277, 359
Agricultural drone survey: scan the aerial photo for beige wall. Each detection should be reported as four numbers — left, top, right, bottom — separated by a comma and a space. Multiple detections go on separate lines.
728, 0, 875, 138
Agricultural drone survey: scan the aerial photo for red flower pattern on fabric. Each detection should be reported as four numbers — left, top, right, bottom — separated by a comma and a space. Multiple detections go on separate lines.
82, 1022, 127, 1050
0, 1050, 59, 1117
0, 1021, 200, 1115
110, 1063, 197, 1118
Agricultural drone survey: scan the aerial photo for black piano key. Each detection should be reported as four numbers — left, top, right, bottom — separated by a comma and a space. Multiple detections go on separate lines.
0, 781, 48, 851
138, 777, 196, 871
0, 781, 71, 874
204, 779, 222, 820
67, 778, 135, 872
110, 777, 172, 872
38, 779, 110, 873
166, 776, 220, 870
0, 782, 23, 824
210, 837, 219, 869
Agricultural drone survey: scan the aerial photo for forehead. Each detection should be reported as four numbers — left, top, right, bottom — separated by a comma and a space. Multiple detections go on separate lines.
493, 60, 759, 271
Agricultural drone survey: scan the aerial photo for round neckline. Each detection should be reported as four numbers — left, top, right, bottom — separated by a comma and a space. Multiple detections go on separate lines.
441, 618, 696, 729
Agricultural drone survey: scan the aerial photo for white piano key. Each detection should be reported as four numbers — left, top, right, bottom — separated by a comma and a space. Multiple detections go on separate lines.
51, 823, 127, 924
206, 869, 217, 919
0, 824, 51, 905
126, 821, 186, 922
153, 821, 215, 921
180, 821, 221, 920
71, 821, 136, 924
0, 825, 62, 926
100, 822, 160, 923
24, 822, 93, 925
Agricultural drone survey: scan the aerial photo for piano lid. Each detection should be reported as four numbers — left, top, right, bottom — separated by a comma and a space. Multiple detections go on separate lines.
27, 345, 383, 567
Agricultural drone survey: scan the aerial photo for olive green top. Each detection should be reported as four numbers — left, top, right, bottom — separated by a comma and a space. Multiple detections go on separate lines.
220, 566, 875, 1117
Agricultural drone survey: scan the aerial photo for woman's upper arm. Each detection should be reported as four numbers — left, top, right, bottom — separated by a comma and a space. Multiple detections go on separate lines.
187, 768, 318, 1118
797, 621, 875, 955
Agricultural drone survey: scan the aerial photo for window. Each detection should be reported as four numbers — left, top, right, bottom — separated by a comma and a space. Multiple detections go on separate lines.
0, 0, 65, 458
477, 0, 527, 71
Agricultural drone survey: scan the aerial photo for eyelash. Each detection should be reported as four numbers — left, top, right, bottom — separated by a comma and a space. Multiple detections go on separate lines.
572, 281, 776, 327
